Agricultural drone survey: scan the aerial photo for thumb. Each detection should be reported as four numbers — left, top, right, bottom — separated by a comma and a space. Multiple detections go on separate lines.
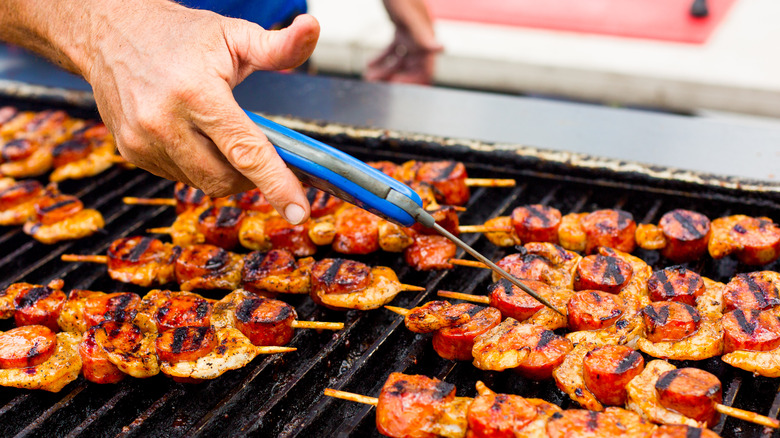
226, 14, 320, 79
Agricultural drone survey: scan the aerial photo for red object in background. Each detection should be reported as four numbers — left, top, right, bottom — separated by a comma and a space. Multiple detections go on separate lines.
425, 0, 738, 44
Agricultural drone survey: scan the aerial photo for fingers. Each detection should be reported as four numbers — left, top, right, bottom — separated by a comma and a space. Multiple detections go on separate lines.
225, 14, 320, 82
191, 84, 310, 224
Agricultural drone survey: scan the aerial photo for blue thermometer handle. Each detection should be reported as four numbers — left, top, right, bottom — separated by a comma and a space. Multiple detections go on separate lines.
243, 110, 562, 315
244, 110, 434, 228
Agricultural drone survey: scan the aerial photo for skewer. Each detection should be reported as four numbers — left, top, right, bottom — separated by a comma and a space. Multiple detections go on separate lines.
61, 254, 107, 264
400, 285, 426, 292
464, 178, 515, 187
146, 225, 506, 236
448, 259, 487, 269
290, 321, 344, 330
384, 305, 410, 316
123, 197, 176, 207
715, 404, 779, 428
436, 290, 489, 304
256, 346, 297, 354
324, 388, 378, 406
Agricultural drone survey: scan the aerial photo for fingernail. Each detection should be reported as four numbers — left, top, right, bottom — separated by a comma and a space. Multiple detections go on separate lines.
284, 203, 306, 224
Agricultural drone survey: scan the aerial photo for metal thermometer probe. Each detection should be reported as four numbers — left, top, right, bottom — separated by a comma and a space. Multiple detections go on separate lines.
244, 110, 563, 315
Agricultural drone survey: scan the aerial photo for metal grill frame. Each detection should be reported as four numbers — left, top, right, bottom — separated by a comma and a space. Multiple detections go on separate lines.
0, 95, 778, 437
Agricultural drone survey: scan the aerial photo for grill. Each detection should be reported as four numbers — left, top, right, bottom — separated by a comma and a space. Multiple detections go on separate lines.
0, 94, 779, 438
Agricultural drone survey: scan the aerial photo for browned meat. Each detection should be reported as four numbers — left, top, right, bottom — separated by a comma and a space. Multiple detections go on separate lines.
196, 206, 245, 249
32, 192, 82, 225
567, 291, 626, 332
722, 308, 780, 353
472, 319, 572, 379
376, 372, 458, 438
580, 209, 637, 254
488, 279, 546, 322
582, 345, 644, 406
414, 161, 470, 206
404, 234, 457, 270
106, 236, 179, 287
546, 407, 655, 438
467, 386, 539, 437
0, 325, 57, 369
79, 325, 125, 384
655, 368, 721, 427
432, 306, 501, 361
722, 271, 780, 312
173, 182, 210, 214
51, 138, 93, 168
574, 254, 633, 293
332, 206, 381, 254
647, 266, 705, 306
241, 249, 313, 295
511, 204, 562, 244
642, 302, 701, 343
650, 425, 720, 438
173, 244, 243, 291
411, 206, 460, 236
264, 216, 318, 257
156, 326, 217, 363
658, 209, 711, 262
306, 187, 344, 218
0, 179, 43, 215
403, 301, 471, 333
153, 294, 212, 331
311, 258, 371, 296
13, 282, 66, 331
231, 188, 274, 214
709, 215, 780, 265
234, 296, 297, 346
83, 292, 141, 328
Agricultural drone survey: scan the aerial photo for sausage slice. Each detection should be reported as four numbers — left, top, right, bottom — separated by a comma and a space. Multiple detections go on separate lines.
722, 308, 780, 353
311, 258, 372, 296
488, 279, 548, 321
84, 292, 141, 328
580, 209, 637, 254
642, 302, 701, 343
658, 209, 711, 262
567, 291, 626, 332
234, 296, 297, 346
155, 326, 217, 363
432, 306, 501, 361
573, 254, 633, 293
722, 271, 780, 312
582, 345, 644, 406
79, 325, 125, 384
0, 325, 57, 369
196, 206, 245, 250
13, 283, 66, 331
655, 368, 721, 426
647, 266, 705, 306
153, 295, 212, 331
511, 205, 562, 244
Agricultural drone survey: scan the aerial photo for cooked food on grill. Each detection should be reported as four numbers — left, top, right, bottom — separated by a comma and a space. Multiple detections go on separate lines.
242, 249, 315, 295
106, 236, 180, 287
646, 266, 706, 306
0, 179, 44, 225
721, 307, 780, 377
474, 205, 780, 265
59, 290, 141, 333
404, 233, 458, 271
471, 318, 572, 379
438, 279, 572, 330
554, 342, 644, 410
309, 258, 424, 310
709, 215, 780, 265
0, 325, 81, 392
173, 244, 244, 291
637, 276, 725, 361
0, 107, 121, 181
386, 301, 501, 360
325, 373, 726, 438
721, 271, 780, 312
20, 187, 104, 244
574, 253, 633, 293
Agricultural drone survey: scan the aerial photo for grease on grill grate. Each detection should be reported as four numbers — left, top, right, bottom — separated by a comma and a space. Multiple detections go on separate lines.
0, 100, 778, 438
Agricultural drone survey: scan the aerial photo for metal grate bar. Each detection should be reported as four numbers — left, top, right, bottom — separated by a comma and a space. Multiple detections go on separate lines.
12, 382, 87, 438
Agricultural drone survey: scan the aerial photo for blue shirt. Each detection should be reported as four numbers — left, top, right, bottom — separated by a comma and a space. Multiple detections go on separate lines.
179, 0, 307, 28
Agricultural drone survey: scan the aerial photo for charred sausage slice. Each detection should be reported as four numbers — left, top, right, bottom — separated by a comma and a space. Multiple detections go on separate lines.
153, 295, 212, 331
488, 279, 547, 321
155, 326, 217, 363
573, 254, 633, 293
79, 325, 125, 384
722, 272, 780, 312
511, 204, 562, 244
655, 368, 722, 427
196, 206, 245, 250
83, 292, 141, 328
432, 306, 501, 361
580, 209, 637, 254
582, 345, 644, 406
647, 266, 705, 306
404, 234, 457, 271
722, 309, 780, 353
0, 325, 57, 369
311, 259, 372, 296
658, 209, 711, 262
376, 372, 456, 438
264, 216, 318, 257
642, 302, 701, 343
234, 296, 297, 346
13, 284, 66, 331
567, 291, 626, 332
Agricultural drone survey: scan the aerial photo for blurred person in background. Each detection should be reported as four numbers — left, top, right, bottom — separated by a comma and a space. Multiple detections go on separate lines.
0, 0, 439, 226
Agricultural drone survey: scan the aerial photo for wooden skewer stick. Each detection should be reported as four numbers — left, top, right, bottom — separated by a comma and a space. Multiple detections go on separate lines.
464, 178, 515, 187
291, 321, 344, 330
400, 284, 426, 292
458, 225, 512, 234
448, 259, 488, 269
108, 155, 128, 164
61, 254, 107, 264
147, 227, 174, 234
437, 290, 489, 305
324, 388, 378, 406
256, 346, 297, 354
715, 404, 780, 429
123, 197, 177, 207
384, 305, 410, 316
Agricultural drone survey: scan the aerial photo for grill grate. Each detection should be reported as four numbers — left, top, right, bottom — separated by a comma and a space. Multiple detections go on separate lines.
0, 98, 779, 437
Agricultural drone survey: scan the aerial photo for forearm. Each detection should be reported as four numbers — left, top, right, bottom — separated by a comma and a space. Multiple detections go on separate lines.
382, 0, 439, 51
0, 0, 170, 79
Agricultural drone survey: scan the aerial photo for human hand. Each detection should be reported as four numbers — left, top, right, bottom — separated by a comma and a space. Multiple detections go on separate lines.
85, 1, 319, 223
365, 0, 442, 85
